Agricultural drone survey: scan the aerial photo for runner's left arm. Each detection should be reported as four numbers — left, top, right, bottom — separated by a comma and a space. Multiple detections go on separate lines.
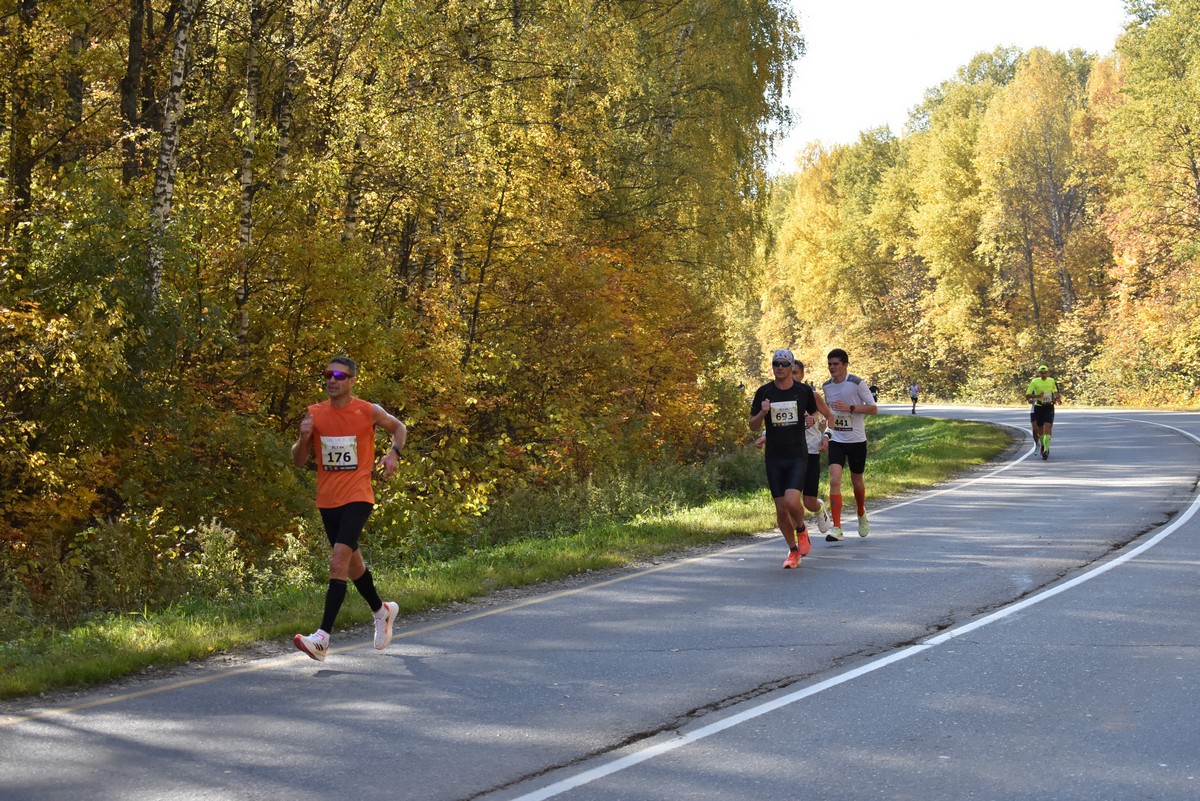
813, 388, 836, 429
373, 405, 407, 478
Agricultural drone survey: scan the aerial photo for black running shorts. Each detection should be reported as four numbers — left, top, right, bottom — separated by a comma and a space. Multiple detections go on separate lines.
1032, 403, 1055, 426
319, 501, 373, 550
803, 452, 822, 497
827, 440, 868, 474
764, 456, 807, 499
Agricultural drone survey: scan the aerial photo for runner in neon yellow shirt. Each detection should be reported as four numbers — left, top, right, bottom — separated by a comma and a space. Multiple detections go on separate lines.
1025, 365, 1061, 460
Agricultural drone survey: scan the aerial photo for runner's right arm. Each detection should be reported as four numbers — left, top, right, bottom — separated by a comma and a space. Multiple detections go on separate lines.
292, 413, 314, 467
749, 391, 770, 434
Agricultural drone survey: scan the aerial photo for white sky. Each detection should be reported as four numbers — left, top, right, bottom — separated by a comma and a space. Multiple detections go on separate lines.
772, 0, 1132, 173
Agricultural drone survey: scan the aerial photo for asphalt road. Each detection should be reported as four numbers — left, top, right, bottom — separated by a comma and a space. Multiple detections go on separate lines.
2, 405, 1197, 801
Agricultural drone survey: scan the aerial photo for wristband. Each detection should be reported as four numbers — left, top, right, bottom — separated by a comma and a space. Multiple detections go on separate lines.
390, 444, 402, 456
850, 405, 856, 413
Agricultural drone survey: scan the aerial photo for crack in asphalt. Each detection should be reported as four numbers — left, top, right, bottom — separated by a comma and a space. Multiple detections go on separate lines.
459, 647, 879, 801
462, 612, 990, 801
459, 493, 1199, 801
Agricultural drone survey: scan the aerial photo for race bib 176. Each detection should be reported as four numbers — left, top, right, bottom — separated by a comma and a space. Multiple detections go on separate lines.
319, 435, 359, 471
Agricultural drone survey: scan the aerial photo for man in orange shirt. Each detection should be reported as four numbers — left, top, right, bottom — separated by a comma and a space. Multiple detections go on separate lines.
291, 356, 407, 661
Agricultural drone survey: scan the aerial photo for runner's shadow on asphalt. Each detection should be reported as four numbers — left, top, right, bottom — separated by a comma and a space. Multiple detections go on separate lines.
311, 654, 412, 679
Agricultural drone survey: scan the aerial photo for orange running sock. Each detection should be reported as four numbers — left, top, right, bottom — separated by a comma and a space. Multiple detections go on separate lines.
830, 494, 843, 527
855, 490, 866, 518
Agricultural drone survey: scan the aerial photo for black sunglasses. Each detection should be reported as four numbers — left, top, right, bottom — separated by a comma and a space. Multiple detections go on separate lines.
324, 370, 353, 381
772, 360, 792, 368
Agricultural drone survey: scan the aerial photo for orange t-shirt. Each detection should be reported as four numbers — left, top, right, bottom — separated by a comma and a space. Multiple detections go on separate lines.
308, 397, 377, 508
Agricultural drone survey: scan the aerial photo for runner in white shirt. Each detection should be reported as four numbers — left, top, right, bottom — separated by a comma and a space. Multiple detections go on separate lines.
796, 361, 835, 534
821, 348, 878, 540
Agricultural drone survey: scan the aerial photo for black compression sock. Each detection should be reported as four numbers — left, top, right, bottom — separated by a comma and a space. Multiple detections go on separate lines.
352, 568, 383, 613
321, 579, 348, 634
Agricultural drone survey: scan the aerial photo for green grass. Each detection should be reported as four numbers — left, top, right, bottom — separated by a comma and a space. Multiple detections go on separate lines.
0, 416, 1010, 701
863, 414, 1012, 497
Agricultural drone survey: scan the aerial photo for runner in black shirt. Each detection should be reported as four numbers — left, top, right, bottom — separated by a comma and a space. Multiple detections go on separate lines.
750, 349, 826, 569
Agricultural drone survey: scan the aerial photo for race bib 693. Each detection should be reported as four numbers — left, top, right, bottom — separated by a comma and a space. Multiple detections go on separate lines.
770, 400, 800, 426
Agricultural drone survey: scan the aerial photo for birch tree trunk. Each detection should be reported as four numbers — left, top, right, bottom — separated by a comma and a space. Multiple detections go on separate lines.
236, 0, 264, 344
146, 0, 198, 307
661, 22, 696, 143
6, 0, 38, 254
342, 131, 365, 242
275, 1, 298, 183
339, 63, 379, 242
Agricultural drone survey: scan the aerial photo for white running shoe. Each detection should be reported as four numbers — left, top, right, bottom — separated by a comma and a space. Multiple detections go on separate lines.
858, 515, 870, 537
374, 601, 399, 650
825, 526, 844, 542
294, 630, 329, 662
816, 501, 832, 534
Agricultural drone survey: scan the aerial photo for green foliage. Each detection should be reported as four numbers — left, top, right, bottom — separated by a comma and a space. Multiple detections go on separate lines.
187, 520, 250, 603
33, 515, 191, 626
864, 415, 1010, 494
0, 566, 35, 642
251, 527, 329, 596
761, 30, 1200, 407
478, 449, 762, 547
1, 0, 803, 630
364, 444, 764, 569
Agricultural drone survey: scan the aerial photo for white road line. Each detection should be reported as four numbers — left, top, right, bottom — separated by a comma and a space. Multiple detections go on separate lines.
504, 416, 1200, 801
878, 420, 1033, 513
6, 414, 1188, 735
0, 415, 1036, 728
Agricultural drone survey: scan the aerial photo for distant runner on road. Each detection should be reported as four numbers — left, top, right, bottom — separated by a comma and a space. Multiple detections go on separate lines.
1025, 364, 1061, 460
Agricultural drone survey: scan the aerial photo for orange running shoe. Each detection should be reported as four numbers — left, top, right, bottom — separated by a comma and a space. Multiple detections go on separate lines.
782, 549, 802, 569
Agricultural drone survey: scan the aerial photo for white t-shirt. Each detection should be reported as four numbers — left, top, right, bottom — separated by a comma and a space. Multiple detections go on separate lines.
822, 374, 876, 444
805, 417, 826, 454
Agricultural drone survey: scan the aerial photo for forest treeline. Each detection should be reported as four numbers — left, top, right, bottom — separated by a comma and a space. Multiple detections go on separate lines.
5, 0, 1199, 633
760, 1, 1200, 407
0, 0, 800, 628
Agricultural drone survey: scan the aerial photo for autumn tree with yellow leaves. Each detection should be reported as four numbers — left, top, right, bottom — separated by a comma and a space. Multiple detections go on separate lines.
763, 5, 1200, 407
0, 0, 801, 625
